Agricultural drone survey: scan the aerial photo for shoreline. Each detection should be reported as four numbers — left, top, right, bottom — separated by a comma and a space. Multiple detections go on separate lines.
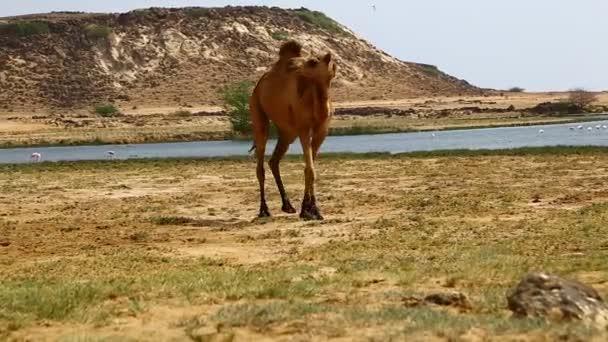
1, 115, 606, 150
3, 146, 608, 168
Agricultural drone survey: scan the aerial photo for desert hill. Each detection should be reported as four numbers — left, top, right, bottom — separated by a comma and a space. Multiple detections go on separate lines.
0, 6, 480, 111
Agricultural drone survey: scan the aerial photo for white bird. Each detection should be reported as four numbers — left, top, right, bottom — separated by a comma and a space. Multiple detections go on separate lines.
30, 152, 41, 162
596, 125, 602, 130
431, 133, 436, 137
578, 125, 584, 130
106, 151, 116, 159
538, 129, 545, 134
588, 127, 593, 131
603, 125, 608, 129
372, 4, 377, 11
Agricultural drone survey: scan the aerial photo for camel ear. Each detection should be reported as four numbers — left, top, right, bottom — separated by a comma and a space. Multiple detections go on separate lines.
323, 53, 332, 64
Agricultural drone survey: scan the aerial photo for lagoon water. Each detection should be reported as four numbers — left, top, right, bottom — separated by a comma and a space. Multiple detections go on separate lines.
2, 120, 608, 164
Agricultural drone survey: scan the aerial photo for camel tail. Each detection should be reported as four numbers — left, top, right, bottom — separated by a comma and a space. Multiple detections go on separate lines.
279, 40, 302, 59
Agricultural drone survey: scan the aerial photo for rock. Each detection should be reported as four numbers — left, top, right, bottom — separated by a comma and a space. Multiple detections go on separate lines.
403, 291, 472, 311
507, 272, 608, 328
189, 326, 235, 342
0, 241, 10, 247
424, 291, 472, 310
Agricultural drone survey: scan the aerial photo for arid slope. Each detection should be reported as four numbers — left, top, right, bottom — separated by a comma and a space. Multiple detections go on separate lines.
0, 7, 479, 111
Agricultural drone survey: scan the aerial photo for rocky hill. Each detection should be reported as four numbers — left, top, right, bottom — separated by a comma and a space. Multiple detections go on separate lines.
0, 6, 481, 111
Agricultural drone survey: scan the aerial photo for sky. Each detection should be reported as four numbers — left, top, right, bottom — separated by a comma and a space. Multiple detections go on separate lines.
2, 0, 607, 92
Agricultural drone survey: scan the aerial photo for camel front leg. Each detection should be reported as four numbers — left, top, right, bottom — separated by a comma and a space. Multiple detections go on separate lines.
299, 134, 323, 220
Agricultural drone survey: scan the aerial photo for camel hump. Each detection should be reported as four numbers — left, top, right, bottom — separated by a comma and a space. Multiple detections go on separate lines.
279, 40, 303, 59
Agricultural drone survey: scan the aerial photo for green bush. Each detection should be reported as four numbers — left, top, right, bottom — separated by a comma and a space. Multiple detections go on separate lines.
271, 30, 289, 41
94, 104, 120, 117
185, 8, 210, 19
293, 8, 343, 33
84, 24, 112, 39
0, 21, 49, 37
418, 64, 442, 77
508, 87, 525, 93
220, 81, 254, 135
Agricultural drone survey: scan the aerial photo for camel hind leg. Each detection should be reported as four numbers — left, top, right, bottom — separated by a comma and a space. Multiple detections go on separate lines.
250, 94, 271, 218
269, 132, 297, 214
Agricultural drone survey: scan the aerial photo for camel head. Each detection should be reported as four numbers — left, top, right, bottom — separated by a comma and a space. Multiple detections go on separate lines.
289, 52, 337, 88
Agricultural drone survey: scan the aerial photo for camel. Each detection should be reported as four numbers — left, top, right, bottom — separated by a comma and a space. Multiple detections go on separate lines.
249, 41, 337, 220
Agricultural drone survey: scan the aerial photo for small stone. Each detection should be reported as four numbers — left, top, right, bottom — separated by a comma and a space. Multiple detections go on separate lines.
424, 291, 472, 310
0, 241, 10, 247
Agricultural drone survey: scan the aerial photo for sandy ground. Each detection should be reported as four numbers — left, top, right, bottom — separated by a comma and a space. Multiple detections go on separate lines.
1, 92, 606, 147
2, 150, 608, 340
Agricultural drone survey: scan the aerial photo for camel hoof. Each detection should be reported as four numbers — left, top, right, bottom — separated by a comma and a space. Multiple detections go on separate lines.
282, 202, 297, 214
300, 208, 323, 221
258, 207, 271, 218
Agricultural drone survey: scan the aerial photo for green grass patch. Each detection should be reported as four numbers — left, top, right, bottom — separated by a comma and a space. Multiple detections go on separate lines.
270, 30, 289, 41
84, 24, 112, 39
0, 21, 49, 37
292, 8, 343, 33
0, 252, 323, 325
418, 63, 442, 77
152, 215, 196, 226
184, 7, 210, 19
93, 104, 120, 117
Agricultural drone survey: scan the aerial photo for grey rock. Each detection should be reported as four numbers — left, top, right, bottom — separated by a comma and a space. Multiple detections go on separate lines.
507, 272, 608, 328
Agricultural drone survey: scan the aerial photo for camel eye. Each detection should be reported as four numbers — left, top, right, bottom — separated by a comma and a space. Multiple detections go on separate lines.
306, 59, 319, 67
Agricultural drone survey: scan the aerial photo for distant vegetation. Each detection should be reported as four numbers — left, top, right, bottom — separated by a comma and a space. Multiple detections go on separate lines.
418, 64, 442, 77
184, 8, 210, 19
508, 87, 525, 93
84, 24, 112, 39
292, 8, 343, 33
94, 104, 121, 117
271, 30, 290, 41
568, 88, 598, 108
220, 81, 254, 135
0, 21, 49, 37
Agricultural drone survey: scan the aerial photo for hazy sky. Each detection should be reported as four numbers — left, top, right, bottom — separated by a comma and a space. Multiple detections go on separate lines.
2, 1, 607, 91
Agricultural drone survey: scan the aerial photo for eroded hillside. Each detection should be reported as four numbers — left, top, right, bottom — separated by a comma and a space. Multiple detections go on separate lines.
0, 7, 480, 111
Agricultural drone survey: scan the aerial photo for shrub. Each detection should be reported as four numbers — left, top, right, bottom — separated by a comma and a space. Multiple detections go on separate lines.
568, 88, 598, 108
94, 104, 120, 117
418, 64, 442, 77
508, 87, 525, 93
271, 30, 289, 41
185, 8, 210, 19
0, 21, 49, 36
220, 81, 254, 135
84, 24, 112, 39
292, 8, 343, 33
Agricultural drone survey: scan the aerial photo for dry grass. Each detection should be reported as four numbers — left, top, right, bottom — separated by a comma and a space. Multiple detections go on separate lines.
1, 148, 608, 340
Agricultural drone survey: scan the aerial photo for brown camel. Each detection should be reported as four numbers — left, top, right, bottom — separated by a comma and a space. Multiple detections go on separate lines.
249, 41, 337, 220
